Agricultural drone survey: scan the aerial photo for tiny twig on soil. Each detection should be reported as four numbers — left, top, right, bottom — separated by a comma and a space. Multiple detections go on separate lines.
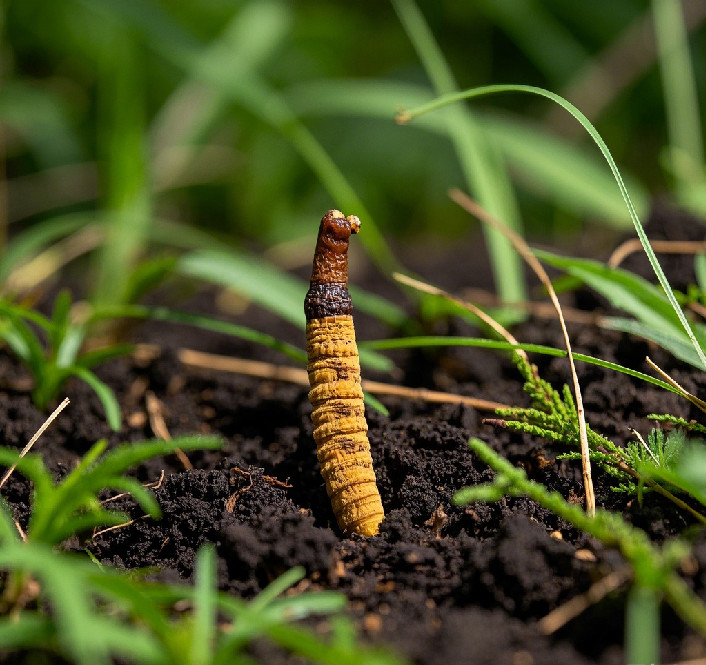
646, 356, 706, 414
538, 568, 631, 634
91, 514, 149, 539
225, 466, 292, 513
226, 467, 292, 513
608, 238, 706, 268
628, 427, 660, 466
449, 188, 595, 516
460, 287, 602, 326
176, 348, 511, 412
13, 519, 27, 542
231, 466, 292, 489
394, 273, 528, 362
145, 391, 193, 470
101, 470, 165, 504
0, 397, 70, 490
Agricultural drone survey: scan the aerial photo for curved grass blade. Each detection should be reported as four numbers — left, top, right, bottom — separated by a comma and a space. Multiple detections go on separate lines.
69, 367, 122, 432
287, 78, 646, 227
534, 248, 687, 336
605, 318, 706, 370
398, 83, 706, 371
177, 248, 306, 328
361, 335, 678, 394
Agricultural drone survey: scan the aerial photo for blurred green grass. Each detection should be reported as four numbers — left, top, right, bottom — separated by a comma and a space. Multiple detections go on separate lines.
1, 0, 704, 303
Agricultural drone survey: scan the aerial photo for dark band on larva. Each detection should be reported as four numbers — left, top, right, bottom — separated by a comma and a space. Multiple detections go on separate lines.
304, 283, 352, 319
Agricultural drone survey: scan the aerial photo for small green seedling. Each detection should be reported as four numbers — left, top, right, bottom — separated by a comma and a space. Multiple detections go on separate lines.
0, 291, 130, 430
0, 433, 404, 665
0, 435, 222, 548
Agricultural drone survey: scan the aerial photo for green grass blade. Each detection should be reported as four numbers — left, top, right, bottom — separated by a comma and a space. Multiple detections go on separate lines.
0, 213, 97, 283
0, 307, 48, 378
122, 255, 178, 305
99, 477, 162, 517
191, 545, 217, 665
56, 326, 86, 368
177, 248, 306, 328
0, 613, 55, 650
287, 79, 646, 227
75, 344, 135, 370
694, 254, 706, 292
392, 0, 525, 308
87, 572, 172, 637
534, 249, 684, 335
28, 440, 109, 541
176, 251, 397, 371
92, 303, 308, 364
400, 83, 706, 371
0, 318, 36, 368
86, 436, 222, 480
481, 114, 648, 227
249, 566, 305, 611
0, 81, 82, 168
0, 451, 55, 512
652, 0, 705, 211
69, 367, 122, 431
49, 290, 73, 355
31, 437, 220, 544
262, 593, 347, 622
348, 286, 414, 331
364, 392, 389, 417
94, 23, 151, 308
625, 584, 661, 665
605, 317, 706, 370
49, 511, 131, 546
0, 299, 53, 331
95, 0, 398, 273
0, 544, 109, 665
265, 622, 405, 665
361, 335, 678, 394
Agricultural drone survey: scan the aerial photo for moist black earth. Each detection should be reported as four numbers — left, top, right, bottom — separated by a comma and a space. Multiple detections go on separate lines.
1, 203, 705, 665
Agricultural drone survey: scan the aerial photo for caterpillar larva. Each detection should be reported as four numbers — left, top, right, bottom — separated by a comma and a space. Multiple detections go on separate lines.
304, 209, 385, 537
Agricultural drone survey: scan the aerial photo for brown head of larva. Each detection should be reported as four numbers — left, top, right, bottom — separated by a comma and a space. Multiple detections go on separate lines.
309, 210, 361, 286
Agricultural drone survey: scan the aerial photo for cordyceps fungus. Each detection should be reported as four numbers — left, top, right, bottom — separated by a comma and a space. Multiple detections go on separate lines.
304, 210, 385, 537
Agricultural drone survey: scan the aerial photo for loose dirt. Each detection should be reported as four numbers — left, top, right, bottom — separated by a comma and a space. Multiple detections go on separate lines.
1, 203, 704, 664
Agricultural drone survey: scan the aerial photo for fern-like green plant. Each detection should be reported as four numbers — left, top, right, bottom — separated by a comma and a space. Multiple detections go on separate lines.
489, 353, 706, 523
454, 437, 706, 664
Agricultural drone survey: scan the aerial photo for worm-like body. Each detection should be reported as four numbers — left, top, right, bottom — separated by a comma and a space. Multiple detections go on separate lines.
304, 210, 384, 537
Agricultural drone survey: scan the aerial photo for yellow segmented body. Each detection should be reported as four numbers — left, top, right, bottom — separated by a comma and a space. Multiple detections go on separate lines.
304, 210, 384, 536
306, 316, 384, 536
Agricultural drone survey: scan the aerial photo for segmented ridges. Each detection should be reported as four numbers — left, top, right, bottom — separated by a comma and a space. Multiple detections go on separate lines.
305, 316, 384, 536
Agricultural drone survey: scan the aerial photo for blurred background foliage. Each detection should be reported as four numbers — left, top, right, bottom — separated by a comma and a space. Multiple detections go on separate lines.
1, 0, 704, 303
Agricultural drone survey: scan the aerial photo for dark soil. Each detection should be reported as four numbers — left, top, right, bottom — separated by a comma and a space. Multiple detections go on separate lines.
1, 203, 705, 665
